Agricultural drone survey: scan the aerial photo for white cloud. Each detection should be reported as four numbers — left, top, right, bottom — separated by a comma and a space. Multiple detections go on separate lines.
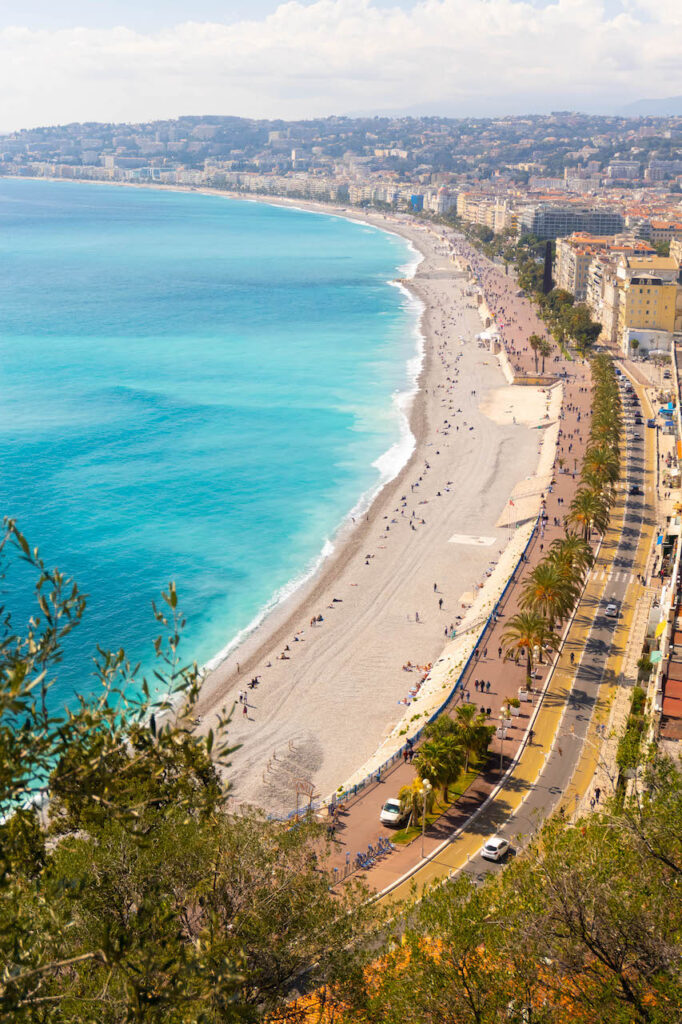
0, 0, 679, 128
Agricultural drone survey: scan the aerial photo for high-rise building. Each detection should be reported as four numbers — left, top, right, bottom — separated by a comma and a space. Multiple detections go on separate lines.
518, 205, 624, 240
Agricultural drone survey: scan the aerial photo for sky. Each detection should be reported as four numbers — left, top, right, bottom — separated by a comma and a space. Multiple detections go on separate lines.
0, 0, 681, 130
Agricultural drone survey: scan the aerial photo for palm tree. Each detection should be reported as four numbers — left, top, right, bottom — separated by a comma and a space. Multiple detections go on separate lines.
398, 777, 435, 828
538, 337, 552, 373
452, 703, 495, 772
549, 534, 594, 583
529, 333, 544, 373
583, 444, 620, 487
581, 468, 616, 504
502, 611, 560, 689
566, 488, 610, 541
414, 737, 465, 802
520, 560, 579, 628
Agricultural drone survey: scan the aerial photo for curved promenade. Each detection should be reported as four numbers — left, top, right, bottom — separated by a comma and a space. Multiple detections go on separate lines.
323, 236, 649, 896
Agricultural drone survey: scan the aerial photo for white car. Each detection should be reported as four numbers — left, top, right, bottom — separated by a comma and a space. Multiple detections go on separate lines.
380, 798, 408, 828
481, 836, 510, 861
605, 601, 619, 618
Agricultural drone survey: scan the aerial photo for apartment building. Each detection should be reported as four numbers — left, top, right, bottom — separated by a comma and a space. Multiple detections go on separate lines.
588, 254, 682, 354
518, 204, 624, 240
457, 191, 515, 234
607, 160, 640, 179
556, 233, 655, 300
616, 256, 682, 355
649, 221, 682, 245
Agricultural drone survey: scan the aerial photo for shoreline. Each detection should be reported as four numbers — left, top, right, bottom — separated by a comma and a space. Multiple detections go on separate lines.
199, 235, 426, 679
184, 203, 552, 813
5, 176, 558, 813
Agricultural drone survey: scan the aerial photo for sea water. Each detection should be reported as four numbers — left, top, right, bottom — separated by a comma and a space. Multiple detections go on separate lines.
0, 178, 420, 708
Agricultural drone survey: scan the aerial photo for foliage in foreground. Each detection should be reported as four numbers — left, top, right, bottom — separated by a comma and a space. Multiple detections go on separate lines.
321, 758, 682, 1024
3, 505, 681, 1024
0, 520, 376, 1022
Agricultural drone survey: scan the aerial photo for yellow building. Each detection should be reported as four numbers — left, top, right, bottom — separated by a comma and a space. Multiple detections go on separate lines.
616, 255, 682, 355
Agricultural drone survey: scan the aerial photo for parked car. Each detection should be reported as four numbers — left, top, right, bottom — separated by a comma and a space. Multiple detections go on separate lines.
481, 836, 510, 861
380, 798, 408, 828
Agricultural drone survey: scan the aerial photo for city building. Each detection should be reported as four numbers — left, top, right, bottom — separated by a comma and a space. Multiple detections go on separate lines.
616, 256, 682, 356
518, 204, 624, 240
555, 233, 655, 300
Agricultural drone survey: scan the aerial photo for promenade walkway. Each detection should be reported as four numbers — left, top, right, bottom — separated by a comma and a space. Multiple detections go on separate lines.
322, 238, 598, 892
383, 357, 651, 898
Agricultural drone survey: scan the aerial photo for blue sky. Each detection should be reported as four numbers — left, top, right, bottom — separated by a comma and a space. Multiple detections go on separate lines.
0, 0, 678, 129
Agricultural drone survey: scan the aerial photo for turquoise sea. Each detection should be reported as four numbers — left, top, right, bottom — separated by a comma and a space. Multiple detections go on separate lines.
0, 178, 420, 708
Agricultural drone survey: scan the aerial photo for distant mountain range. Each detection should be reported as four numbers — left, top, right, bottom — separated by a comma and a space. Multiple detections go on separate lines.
619, 96, 682, 116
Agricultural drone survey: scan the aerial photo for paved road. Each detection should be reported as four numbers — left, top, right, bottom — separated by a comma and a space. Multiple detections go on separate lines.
451, 366, 649, 887
327, 235, 656, 899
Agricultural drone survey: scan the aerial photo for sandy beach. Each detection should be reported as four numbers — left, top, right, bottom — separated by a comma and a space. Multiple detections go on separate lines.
187, 205, 557, 815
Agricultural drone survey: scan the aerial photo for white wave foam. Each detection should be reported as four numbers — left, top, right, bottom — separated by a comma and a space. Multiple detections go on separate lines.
201, 536, 337, 675
201, 225, 427, 679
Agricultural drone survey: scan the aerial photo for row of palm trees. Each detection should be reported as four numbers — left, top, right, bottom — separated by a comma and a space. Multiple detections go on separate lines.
501, 355, 622, 688
399, 704, 495, 824
397, 357, 622, 822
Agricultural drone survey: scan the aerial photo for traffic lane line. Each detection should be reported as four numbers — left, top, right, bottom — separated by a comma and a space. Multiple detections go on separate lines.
386, 388, 644, 896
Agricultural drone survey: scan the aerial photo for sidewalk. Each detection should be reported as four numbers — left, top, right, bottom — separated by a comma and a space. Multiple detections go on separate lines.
322, 240, 595, 891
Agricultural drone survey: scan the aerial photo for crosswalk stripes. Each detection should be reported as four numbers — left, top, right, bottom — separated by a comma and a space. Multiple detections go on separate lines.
590, 569, 639, 585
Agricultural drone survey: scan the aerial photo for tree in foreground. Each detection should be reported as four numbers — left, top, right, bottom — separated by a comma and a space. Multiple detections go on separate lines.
0, 520, 376, 1022
330, 757, 682, 1024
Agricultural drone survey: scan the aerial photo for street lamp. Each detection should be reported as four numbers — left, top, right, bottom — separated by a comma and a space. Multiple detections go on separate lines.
420, 778, 433, 858
497, 723, 508, 773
